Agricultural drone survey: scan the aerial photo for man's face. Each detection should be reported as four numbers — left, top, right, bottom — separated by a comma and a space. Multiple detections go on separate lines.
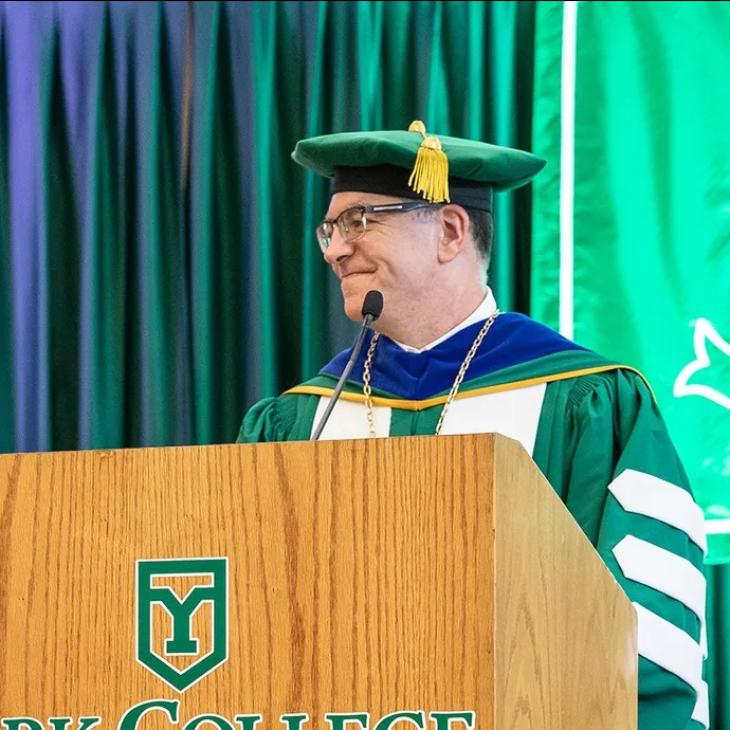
322, 192, 443, 329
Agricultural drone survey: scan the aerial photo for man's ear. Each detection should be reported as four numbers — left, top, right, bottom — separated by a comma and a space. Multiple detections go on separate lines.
437, 205, 472, 263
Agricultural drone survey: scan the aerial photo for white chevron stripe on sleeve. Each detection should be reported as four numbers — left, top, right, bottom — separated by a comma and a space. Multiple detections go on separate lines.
613, 535, 706, 622
634, 603, 706, 725
608, 470, 707, 553
691, 680, 709, 728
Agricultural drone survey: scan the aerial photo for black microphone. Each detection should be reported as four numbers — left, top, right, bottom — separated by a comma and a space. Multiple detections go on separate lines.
310, 290, 384, 441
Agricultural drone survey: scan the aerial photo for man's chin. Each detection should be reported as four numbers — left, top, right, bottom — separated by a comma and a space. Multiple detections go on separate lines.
341, 281, 372, 321
342, 295, 364, 322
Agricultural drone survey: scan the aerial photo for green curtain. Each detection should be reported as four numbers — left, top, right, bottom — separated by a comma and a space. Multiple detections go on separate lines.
0, 0, 537, 453
0, 16, 9, 453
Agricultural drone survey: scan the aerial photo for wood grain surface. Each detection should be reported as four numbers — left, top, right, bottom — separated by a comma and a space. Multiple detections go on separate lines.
494, 437, 637, 730
0, 436, 495, 730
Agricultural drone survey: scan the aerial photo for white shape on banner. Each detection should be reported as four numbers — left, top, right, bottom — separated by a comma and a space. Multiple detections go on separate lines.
674, 318, 730, 410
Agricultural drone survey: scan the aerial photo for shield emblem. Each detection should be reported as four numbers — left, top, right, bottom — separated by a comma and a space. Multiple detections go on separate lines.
136, 557, 228, 692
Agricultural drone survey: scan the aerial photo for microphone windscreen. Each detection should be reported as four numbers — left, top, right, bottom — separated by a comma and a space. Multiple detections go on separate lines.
362, 290, 384, 321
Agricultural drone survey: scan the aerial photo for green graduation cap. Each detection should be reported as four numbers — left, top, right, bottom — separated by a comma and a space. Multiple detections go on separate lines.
291, 120, 546, 211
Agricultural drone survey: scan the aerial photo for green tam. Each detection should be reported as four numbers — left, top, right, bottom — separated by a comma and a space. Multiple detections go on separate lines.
291, 120, 546, 211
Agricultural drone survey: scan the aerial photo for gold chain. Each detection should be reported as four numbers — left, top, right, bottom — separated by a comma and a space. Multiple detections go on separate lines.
362, 312, 500, 438
362, 332, 381, 438
434, 311, 500, 435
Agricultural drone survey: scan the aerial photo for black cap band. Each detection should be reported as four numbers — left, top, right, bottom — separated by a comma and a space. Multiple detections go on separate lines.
331, 164, 493, 212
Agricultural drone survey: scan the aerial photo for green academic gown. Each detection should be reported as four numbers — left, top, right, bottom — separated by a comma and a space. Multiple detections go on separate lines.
238, 312, 708, 730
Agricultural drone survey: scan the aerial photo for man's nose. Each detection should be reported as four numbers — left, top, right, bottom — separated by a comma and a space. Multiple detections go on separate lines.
323, 229, 355, 266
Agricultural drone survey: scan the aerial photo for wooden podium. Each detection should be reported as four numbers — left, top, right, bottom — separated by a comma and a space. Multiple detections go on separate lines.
0, 434, 636, 730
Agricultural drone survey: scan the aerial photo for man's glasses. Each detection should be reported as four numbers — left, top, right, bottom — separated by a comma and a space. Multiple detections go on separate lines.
315, 202, 435, 254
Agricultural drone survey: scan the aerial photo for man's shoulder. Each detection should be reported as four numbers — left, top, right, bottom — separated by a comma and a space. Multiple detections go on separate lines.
489, 312, 626, 368
456, 312, 634, 394
543, 362, 654, 407
237, 381, 332, 443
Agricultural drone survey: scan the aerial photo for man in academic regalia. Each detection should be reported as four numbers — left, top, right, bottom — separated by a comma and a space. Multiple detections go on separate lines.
237, 122, 708, 730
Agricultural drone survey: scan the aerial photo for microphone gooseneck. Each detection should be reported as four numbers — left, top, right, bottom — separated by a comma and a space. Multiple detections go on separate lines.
310, 290, 384, 441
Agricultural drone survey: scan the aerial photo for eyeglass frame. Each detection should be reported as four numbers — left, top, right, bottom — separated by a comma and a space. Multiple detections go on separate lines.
315, 201, 437, 254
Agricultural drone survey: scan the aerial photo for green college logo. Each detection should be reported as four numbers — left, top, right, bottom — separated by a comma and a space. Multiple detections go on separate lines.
136, 558, 228, 692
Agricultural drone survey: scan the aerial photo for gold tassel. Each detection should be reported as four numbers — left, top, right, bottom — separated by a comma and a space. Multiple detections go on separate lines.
407, 120, 450, 203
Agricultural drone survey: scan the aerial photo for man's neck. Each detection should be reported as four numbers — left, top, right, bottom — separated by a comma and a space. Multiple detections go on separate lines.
377, 287, 491, 350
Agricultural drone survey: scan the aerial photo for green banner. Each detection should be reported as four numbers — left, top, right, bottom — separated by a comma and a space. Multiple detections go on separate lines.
532, 1, 730, 563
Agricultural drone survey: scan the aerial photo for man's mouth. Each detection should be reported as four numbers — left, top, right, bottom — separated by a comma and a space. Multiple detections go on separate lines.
341, 271, 371, 279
